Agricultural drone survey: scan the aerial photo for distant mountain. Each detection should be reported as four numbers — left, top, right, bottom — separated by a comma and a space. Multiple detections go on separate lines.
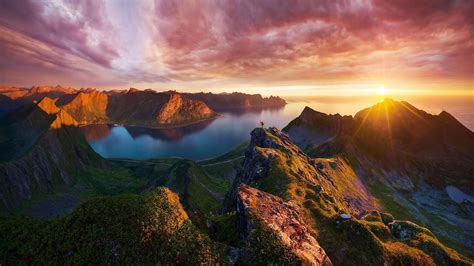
284, 98, 474, 257
0, 86, 286, 126
182, 91, 286, 110
105, 90, 217, 126
0, 86, 219, 127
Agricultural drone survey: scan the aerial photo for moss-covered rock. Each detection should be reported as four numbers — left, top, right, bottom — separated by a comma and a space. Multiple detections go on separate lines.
361, 210, 394, 225
390, 220, 435, 240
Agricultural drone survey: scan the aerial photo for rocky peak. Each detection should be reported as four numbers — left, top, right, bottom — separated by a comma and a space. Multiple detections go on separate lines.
127, 87, 140, 93
237, 184, 332, 265
37, 97, 60, 114
250, 127, 298, 151
50, 109, 79, 129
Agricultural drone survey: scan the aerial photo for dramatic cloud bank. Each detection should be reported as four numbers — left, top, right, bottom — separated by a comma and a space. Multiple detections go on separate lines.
0, 0, 472, 94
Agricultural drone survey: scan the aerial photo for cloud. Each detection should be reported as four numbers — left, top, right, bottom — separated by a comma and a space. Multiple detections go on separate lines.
0, 0, 472, 91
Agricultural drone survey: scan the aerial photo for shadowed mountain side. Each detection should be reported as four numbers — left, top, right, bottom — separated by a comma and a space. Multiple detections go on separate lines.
283, 98, 474, 257
0, 125, 104, 210
0, 103, 53, 161
284, 106, 353, 148
285, 98, 474, 191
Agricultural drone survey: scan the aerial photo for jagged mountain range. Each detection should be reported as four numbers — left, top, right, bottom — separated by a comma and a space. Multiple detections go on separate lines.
0, 85, 286, 127
0, 96, 472, 264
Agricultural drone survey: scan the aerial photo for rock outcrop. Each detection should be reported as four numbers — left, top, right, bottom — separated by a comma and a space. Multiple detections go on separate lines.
237, 184, 332, 265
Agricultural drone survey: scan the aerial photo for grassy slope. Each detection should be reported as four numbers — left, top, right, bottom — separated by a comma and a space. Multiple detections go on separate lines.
0, 187, 226, 264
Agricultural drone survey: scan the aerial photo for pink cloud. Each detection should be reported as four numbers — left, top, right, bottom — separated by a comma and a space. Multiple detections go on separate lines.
0, 0, 472, 90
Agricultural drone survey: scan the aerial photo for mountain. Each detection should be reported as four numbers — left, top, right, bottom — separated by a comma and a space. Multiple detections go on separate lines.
183, 92, 286, 111
57, 89, 218, 127
284, 106, 353, 148
225, 127, 471, 265
0, 187, 226, 264
1, 85, 286, 127
0, 102, 102, 210
58, 89, 108, 124
284, 98, 474, 257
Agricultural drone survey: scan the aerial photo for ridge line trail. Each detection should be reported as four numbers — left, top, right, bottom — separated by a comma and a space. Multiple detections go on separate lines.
109, 159, 173, 166
199, 156, 244, 166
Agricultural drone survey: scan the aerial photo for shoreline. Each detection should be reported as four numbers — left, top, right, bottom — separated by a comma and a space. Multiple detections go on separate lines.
77, 113, 220, 130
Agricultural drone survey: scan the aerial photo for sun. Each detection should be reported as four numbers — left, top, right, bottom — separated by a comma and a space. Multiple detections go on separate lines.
376, 86, 390, 96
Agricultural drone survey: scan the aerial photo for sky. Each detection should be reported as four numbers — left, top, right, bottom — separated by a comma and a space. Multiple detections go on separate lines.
0, 0, 472, 96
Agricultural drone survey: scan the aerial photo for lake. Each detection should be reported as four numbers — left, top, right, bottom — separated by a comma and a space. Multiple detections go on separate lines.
83, 95, 474, 160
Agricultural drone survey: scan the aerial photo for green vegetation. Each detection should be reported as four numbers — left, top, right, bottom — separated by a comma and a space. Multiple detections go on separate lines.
208, 212, 241, 246
0, 187, 226, 264
246, 216, 298, 265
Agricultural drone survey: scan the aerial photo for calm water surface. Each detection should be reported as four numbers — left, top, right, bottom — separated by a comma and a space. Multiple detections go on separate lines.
83, 96, 473, 160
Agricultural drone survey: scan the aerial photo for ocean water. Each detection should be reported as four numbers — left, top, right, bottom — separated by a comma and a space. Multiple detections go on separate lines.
83, 95, 473, 160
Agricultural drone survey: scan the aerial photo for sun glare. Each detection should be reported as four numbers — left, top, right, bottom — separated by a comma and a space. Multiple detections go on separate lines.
377, 86, 390, 96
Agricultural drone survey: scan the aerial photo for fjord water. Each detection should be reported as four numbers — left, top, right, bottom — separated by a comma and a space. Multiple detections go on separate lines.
83, 95, 473, 160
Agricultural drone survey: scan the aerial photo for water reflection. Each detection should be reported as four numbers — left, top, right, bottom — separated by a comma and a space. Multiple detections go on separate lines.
83, 97, 473, 160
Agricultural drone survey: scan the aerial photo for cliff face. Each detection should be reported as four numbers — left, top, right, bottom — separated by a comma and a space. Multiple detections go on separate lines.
237, 184, 332, 265
60, 90, 109, 124
157, 94, 216, 125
